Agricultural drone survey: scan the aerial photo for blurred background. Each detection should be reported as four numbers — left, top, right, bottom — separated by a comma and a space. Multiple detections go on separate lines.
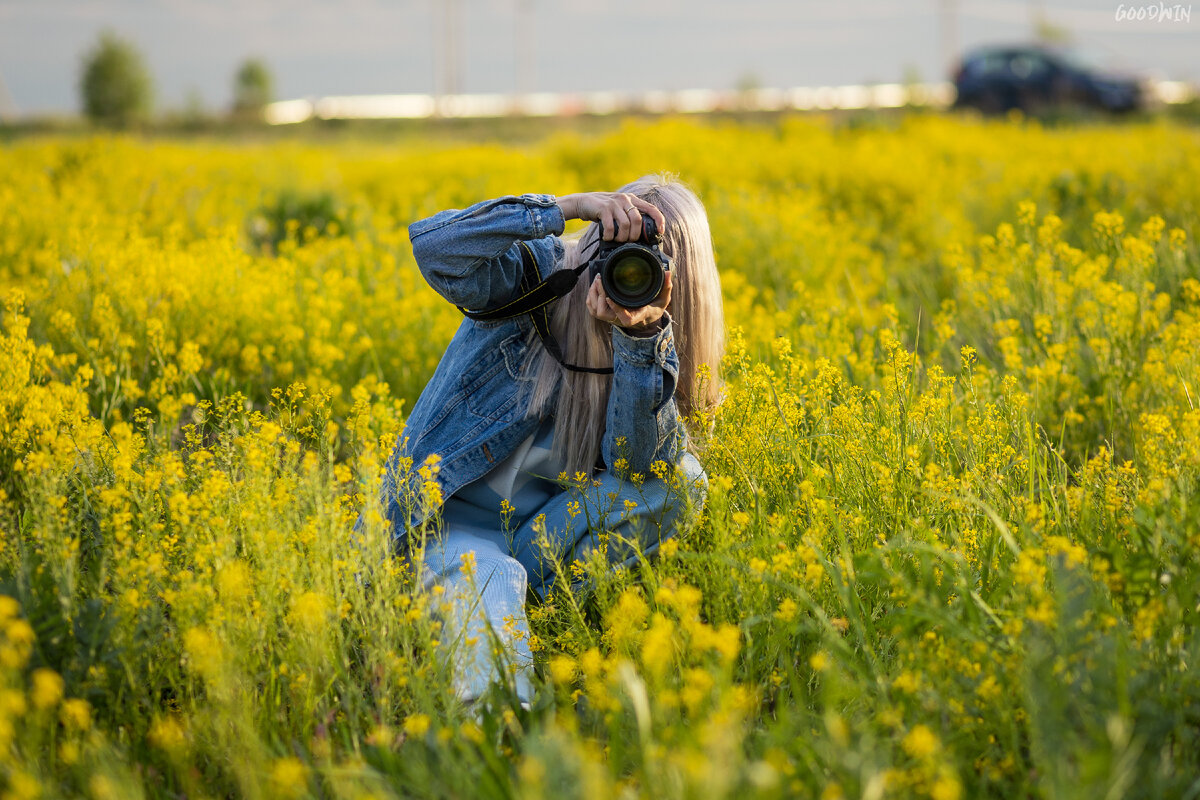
0, 0, 1196, 127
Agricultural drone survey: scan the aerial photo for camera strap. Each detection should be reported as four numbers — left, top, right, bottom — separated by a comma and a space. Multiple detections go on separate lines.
457, 241, 614, 375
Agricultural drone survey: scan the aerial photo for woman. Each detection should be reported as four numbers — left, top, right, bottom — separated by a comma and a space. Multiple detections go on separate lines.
379, 174, 724, 707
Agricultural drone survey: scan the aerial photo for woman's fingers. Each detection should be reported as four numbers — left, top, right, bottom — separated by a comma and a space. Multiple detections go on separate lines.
588, 273, 669, 332
619, 203, 632, 240
616, 193, 641, 242
588, 193, 658, 242
609, 193, 641, 242
630, 196, 666, 234
612, 200, 631, 241
586, 276, 599, 316
624, 205, 642, 239
596, 200, 618, 242
598, 207, 616, 241
654, 269, 673, 310
563, 191, 665, 243
588, 276, 620, 324
586, 275, 610, 321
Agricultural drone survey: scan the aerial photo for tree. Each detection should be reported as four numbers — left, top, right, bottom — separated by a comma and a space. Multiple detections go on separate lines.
80, 31, 153, 127
232, 59, 273, 119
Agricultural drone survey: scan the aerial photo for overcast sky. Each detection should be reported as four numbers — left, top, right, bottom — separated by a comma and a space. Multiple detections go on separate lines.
1, 0, 1196, 115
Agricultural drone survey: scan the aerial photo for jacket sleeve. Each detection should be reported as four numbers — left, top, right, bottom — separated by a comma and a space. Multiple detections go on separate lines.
407, 194, 566, 311
603, 313, 688, 475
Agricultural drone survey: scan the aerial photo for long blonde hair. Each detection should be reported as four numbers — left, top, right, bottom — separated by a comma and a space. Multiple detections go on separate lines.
522, 174, 725, 476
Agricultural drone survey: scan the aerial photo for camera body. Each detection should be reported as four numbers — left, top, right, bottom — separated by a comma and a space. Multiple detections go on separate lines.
585, 216, 672, 309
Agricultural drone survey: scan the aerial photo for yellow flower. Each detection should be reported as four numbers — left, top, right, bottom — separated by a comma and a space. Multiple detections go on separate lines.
548, 655, 576, 685
775, 598, 798, 623
902, 724, 939, 759
60, 698, 92, 731
892, 671, 920, 694
178, 341, 203, 375
5, 619, 36, 652
288, 591, 333, 633
270, 757, 309, 799
0, 689, 27, 717
0, 596, 20, 622
932, 774, 963, 800
1092, 209, 1125, 239
403, 713, 432, 738
820, 783, 845, 800
366, 725, 395, 747
680, 667, 714, 712
640, 616, 675, 680
148, 716, 189, 756
1017, 200, 1037, 227
606, 589, 649, 651
182, 627, 223, 679
5, 771, 40, 800
31, 668, 64, 710
217, 561, 253, 603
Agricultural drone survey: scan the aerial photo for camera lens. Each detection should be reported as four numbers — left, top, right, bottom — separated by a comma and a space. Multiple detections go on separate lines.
602, 249, 664, 308
611, 254, 654, 296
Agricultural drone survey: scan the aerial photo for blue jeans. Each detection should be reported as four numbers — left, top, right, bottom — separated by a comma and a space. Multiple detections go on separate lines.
419, 452, 706, 704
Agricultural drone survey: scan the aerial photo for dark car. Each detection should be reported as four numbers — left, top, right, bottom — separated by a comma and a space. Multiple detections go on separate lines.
952, 45, 1144, 114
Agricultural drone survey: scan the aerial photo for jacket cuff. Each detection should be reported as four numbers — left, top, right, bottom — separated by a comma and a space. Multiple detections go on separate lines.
618, 315, 668, 338
521, 194, 566, 239
612, 313, 675, 367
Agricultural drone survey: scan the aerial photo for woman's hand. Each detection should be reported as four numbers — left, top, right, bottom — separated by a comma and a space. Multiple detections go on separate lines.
586, 270, 672, 333
558, 192, 667, 243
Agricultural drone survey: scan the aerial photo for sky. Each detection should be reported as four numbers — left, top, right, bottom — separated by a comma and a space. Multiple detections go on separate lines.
0, 0, 1196, 116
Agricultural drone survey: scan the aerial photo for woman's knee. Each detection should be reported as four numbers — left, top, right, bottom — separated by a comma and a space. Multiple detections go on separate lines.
468, 550, 528, 601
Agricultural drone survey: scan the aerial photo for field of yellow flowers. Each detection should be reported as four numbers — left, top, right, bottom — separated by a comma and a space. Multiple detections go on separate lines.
1, 114, 1199, 799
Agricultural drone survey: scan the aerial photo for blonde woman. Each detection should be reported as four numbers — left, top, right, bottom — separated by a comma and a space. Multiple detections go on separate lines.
380, 175, 724, 707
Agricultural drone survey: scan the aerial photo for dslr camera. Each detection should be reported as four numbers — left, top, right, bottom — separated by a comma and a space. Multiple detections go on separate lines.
585, 216, 672, 308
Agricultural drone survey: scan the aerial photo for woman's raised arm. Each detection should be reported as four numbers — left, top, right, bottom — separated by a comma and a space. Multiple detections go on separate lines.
407, 194, 565, 311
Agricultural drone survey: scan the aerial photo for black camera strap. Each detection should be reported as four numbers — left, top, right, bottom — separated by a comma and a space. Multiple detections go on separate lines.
457, 241, 614, 375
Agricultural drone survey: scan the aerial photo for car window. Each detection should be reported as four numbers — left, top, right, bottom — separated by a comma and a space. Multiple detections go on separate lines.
966, 53, 1009, 76
1009, 53, 1050, 79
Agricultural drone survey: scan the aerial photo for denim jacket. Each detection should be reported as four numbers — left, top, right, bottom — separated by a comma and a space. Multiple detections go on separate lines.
380, 194, 686, 541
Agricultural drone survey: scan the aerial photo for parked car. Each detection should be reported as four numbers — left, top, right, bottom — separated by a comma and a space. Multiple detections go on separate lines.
952, 45, 1144, 114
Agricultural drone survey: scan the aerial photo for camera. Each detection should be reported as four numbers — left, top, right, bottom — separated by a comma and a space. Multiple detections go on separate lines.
585, 216, 672, 309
